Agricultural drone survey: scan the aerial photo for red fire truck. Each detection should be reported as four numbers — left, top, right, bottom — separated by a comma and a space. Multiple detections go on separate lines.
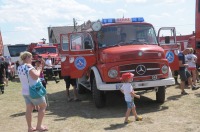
186, 0, 200, 66
60, 17, 179, 108
28, 43, 62, 78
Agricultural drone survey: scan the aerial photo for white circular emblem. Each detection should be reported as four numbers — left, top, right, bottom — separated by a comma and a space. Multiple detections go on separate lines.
74, 57, 87, 70
136, 65, 146, 75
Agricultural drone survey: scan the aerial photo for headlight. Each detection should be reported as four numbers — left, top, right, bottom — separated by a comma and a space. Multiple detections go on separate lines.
162, 65, 168, 74
108, 69, 118, 78
61, 56, 66, 62
158, 52, 162, 57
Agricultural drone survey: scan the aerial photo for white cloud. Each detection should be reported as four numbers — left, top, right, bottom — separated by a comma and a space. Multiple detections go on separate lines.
116, 9, 127, 14
89, 0, 115, 3
125, 0, 147, 3
15, 26, 31, 31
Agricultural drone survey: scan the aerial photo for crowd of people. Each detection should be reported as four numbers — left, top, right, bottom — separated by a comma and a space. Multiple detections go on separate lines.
177, 47, 199, 95
1, 43, 200, 131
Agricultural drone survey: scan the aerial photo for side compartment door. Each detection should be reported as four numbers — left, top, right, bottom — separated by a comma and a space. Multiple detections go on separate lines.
60, 34, 70, 76
158, 27, 179, 71
69, 32, 96, 78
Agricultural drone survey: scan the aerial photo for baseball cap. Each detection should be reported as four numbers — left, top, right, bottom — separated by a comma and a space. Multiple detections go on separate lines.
120, 72, 134, 81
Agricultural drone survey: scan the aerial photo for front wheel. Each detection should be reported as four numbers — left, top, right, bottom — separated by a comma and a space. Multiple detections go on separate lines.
156, 86, 166, 103
92, 77, 106, 108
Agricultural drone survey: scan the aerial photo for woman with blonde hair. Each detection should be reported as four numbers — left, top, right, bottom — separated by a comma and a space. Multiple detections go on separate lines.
185, 48, 198, 87
17, 51, 48, 132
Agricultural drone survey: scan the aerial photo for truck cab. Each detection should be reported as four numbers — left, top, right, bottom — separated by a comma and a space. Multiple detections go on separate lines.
28, 43, 62, 78
60, 17, 178, 108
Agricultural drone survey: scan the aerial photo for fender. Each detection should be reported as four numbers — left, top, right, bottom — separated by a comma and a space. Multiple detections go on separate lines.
168, 67, 173, 78
91, 66, 105, 90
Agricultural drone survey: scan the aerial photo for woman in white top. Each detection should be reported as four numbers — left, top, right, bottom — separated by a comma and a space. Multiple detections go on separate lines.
185, 48, 198, 86
17, 51, 48, 132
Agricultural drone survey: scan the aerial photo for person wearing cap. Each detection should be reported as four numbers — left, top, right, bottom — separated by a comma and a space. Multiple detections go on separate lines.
45, 55, 59, 83
120, 72, 143, 124
174, 43, 181, 85
178, 48, 198, 95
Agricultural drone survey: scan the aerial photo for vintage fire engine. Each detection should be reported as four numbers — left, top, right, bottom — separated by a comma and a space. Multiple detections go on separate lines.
60, 17, 179, 108
28, 43, 62, 78
186, 0, 200, 66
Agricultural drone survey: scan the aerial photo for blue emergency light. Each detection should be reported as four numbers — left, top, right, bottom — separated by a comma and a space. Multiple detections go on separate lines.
101, 17, 144, 24
102, 18, 115, 24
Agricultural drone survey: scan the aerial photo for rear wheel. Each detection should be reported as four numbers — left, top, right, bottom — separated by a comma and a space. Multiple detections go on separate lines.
92, 77, 106, 108
156, 86, 165, 103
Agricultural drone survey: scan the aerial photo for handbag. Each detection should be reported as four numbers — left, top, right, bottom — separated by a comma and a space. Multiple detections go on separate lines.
29, 81, 46, 99
25, 65, 46, 99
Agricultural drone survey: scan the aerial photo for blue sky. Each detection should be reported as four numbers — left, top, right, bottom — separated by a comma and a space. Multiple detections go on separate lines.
0, 0, 195, 44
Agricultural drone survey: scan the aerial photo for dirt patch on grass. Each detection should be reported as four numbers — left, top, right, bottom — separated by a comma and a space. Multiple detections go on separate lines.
0, 78, 200, 132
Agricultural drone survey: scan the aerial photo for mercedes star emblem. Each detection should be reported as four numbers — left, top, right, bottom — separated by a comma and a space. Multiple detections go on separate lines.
136, 65, 146, 75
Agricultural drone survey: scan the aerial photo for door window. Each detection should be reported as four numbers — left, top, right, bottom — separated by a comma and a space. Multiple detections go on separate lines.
70, 33, 93, 51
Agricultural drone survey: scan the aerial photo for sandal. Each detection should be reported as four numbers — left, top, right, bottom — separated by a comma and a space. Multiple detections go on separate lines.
28, 127, 36, 132
124, 120, 132, 124
36, 126, 48, 131
136, 116, 143, 121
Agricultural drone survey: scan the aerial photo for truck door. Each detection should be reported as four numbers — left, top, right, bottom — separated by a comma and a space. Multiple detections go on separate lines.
60, 34, 70, 76
157, 27, 179, 71
68, 32, 96, 78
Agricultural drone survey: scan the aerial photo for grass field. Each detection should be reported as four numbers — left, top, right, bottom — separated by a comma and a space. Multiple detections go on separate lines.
0, 78, 200, 132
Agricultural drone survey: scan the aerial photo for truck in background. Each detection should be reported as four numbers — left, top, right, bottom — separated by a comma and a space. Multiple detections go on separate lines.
3, 44, 29, 78
27, 43, 62, 79
60, 17, 178, 108
187, 0, 200, 67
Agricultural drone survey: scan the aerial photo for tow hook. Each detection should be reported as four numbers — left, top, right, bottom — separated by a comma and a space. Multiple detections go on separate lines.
154, 87, 158, 92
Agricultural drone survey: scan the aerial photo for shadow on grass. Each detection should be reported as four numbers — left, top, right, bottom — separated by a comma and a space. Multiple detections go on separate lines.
195, 93, 200, 97
10, 112, 25, 117
45, 90, 168, 122
104, 123, 127, 130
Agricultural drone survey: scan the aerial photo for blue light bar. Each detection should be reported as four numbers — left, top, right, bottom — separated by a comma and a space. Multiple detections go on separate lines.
102, 18, 115, 24
131, 17, 144, 22
102, 17, 144, 24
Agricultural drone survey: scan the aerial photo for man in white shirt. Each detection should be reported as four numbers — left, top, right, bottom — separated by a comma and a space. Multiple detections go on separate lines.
45, 55, 59, 83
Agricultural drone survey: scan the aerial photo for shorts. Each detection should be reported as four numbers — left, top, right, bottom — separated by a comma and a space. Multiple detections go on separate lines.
64, 76, 77, 88
126, 101, 135, 109
23, 95, 46, 106
188, 67, 196, 71
179, 70, 191, 81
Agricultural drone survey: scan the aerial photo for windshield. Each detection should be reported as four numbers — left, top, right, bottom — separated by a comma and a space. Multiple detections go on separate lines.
35, 47, 57, 54
97, 24, 157, 48
8, 45, 28, 57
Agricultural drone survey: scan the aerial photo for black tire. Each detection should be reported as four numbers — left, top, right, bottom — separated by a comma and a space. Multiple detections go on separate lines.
156, 86, 165, 103
92, 77, 106, 108
77, 83, 86, 94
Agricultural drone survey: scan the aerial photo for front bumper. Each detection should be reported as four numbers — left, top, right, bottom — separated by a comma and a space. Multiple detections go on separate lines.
98, 77, 175, 91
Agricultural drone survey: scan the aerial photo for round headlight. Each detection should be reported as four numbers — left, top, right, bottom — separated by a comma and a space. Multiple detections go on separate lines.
162, 65, 168, 74
158, 52, 162, 57
108, 69, 118, 78
61, 56, 66, 62
138, 51, 143, 56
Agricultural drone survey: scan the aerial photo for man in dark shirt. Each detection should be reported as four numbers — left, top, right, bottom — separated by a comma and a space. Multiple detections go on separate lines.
0, 59, 6, 94
178, 48, 198, 95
